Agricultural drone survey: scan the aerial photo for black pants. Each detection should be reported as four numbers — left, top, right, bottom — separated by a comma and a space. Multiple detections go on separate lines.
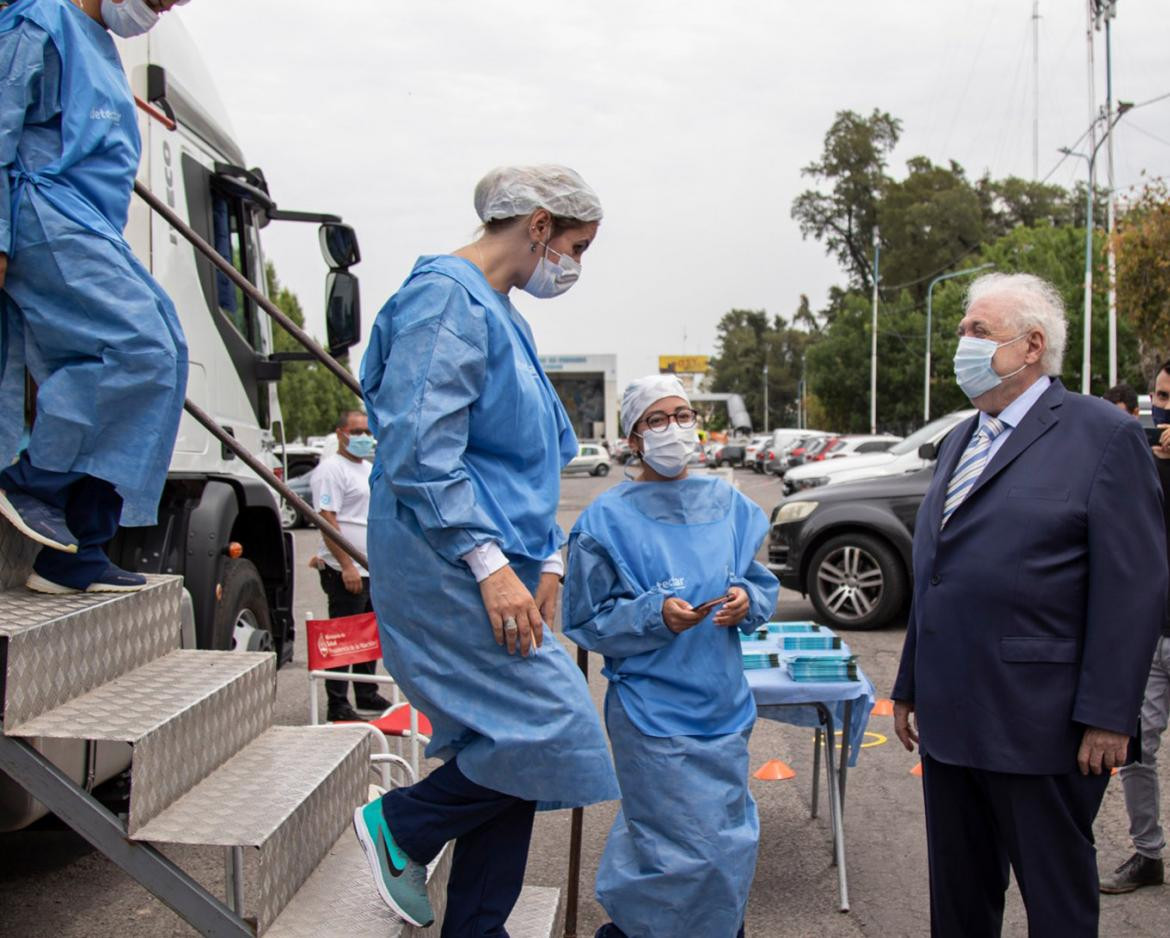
317, 565, 378, 707
921, 754, 1111, 938
382, 758, 536, 938
0, 451, 121, 589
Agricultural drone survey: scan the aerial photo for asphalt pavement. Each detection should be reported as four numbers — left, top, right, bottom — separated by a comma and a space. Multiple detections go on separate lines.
1, 466, 1167, 936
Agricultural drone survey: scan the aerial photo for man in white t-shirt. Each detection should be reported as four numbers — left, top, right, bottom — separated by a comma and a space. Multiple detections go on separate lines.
311, 410, 390, 722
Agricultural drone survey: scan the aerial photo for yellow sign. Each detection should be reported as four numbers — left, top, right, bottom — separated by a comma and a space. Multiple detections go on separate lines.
658, 355, 709, 374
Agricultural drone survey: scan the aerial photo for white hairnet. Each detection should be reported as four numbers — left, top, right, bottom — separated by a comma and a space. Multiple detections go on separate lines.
621, 375, 690, 436
474, 165, 603, 224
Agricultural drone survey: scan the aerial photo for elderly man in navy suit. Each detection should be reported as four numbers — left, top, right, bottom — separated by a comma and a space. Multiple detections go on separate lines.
892, 272, 1167, 937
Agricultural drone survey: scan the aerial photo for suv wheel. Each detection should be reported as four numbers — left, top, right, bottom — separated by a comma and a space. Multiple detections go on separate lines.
807, 533, 906, 630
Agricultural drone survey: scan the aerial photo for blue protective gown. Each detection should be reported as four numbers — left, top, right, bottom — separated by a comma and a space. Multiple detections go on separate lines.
563, 476, 780, 938
0, 0, 186, 526
360, 254, 619, 810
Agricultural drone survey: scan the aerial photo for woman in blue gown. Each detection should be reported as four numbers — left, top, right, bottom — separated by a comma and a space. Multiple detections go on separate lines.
563, 376, 780, 938
353, 165, 619, 936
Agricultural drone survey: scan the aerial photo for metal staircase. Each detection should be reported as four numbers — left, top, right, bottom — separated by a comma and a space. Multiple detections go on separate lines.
0, 516, 563, 937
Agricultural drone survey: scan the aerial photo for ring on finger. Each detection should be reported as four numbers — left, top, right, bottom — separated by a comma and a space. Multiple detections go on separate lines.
504, 616, 519, 634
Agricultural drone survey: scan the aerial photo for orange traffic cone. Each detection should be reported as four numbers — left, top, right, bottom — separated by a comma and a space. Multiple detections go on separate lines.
910, 762, 923, 777
871, 698, 895, 717
754, 759, 796, 781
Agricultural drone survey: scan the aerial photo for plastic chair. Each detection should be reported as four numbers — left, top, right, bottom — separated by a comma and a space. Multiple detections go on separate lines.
304, 611, 433, 780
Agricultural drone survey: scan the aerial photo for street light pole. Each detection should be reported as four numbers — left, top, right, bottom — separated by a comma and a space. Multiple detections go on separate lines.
870, 227, 880, 434
924, 263, 994, 421
762, 353, 769, 433
1061, 99, 1129, 395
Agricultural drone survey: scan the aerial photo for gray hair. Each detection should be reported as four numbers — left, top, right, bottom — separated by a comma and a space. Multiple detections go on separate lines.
965, 272, 1067, 375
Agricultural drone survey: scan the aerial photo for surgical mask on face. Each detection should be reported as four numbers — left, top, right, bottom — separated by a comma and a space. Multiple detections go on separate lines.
953, 334, 1027, 400
639, 423, 696, 478
344, 434, 376, 460
101, 0, 159, 37
522, 242, 580, 299
1152, 404, 1170, 427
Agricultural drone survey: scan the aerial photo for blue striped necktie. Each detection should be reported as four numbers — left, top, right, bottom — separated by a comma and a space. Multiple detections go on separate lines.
941, 417, 1006, 529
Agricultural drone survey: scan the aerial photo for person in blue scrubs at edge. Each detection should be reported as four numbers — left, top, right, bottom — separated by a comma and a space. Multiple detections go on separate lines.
353, 165, 620, 936
0, 0, 189, 593
563, 375, 781, 938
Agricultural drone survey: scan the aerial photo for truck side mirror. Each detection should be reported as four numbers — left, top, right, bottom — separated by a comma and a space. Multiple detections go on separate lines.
326, 271, 360, 357
319, 223, 361, 269
918, 442, 938, 461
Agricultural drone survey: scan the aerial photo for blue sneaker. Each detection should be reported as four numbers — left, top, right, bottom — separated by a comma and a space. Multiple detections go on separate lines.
27, 564, 147, 595
352, 798, 434, 927
0, 489, 78, 554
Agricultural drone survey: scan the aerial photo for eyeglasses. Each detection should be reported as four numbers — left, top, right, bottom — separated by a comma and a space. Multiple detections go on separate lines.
638, 407, 698, 433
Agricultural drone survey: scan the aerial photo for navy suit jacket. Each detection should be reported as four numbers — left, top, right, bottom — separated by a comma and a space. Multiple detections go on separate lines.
892, 380, 1167, 774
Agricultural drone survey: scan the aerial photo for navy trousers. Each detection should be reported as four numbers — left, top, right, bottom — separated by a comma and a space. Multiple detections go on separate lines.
382, 757, 536, 938
595, 924, 746, 938
0, 451, 121, 588
921, 754, 1111, 938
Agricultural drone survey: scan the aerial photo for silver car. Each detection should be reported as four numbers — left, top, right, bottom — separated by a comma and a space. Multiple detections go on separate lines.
563, 442, 612, 476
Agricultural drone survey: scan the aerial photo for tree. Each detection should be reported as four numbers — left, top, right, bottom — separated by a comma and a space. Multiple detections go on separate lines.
879, 158, 985, 302
1114, 181, 1170, 378
707, 308, 816, 430
791, 109, 901, 291
268, 263, 361, 441
977, 175, 1075, 238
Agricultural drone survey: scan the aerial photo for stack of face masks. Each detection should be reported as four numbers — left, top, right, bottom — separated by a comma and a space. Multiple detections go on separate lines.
785, 654, 859, 683
743, 622, 826, 641
742, 652, 782, 672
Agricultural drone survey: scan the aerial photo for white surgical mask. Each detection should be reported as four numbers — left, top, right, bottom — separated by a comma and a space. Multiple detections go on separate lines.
953, 333, 1027, 400
101, 0, 160, 38
522, 242, 580, 299
640, 424, 696, 478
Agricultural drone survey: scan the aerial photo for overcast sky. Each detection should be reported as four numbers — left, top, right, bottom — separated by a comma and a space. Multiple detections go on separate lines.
171, 1, 1169, 390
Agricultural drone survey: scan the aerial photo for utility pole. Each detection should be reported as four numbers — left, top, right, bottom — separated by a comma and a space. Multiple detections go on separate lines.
762, 347, 770, 433
1033, 0, 1040, 179
1100, 1, 1119, 387
924, 264, 994, 422
870, 227, 880, 435
1083, 0, 1097, 394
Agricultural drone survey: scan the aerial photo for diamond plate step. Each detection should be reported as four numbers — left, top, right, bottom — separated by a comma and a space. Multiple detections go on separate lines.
268, 832, 452, 938
7, 649, 273, 832
133, 724, 372, 934
0, 515, 38, 591
506, 887, 564, 938
0, 575, 182, 730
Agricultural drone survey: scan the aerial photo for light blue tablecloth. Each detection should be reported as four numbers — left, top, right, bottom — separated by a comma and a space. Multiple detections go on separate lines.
746, 653, 875, 767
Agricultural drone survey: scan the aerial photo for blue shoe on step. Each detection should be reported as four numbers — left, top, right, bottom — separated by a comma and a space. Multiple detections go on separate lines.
352, 798, 434, 927
0, 489, 78, 554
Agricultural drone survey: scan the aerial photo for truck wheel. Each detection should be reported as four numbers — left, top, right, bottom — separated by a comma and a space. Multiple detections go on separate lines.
807, 533, 906, 631
593, 463, 610, 477
212, 558, 274, 653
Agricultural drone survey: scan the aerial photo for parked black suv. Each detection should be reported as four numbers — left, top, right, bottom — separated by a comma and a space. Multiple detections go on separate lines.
768, 466, 935, 630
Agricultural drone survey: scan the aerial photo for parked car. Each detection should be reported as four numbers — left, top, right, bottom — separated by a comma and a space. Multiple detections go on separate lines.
744, 434, 773, 472
563, 442, 612, 476
769, 466, 936, 630
819, 434, 902, 460
713, 442, 746, 467
276, 444, 323, 528
687, 444, 709, 468
783, 410, 975, 495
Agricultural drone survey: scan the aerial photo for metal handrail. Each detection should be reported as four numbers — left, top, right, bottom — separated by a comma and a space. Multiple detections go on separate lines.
133, 180, 362, 398
183, 398, 369, 571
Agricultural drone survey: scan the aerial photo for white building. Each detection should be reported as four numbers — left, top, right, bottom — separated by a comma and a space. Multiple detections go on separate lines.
539, 353, 619, 443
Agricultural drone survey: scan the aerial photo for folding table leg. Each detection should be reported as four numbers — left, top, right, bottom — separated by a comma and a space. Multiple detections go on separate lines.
819, 705, 850, 912
811, 728, 822, 819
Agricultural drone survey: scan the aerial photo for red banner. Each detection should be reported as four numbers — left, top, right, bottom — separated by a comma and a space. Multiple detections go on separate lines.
306, 612, 381, 671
